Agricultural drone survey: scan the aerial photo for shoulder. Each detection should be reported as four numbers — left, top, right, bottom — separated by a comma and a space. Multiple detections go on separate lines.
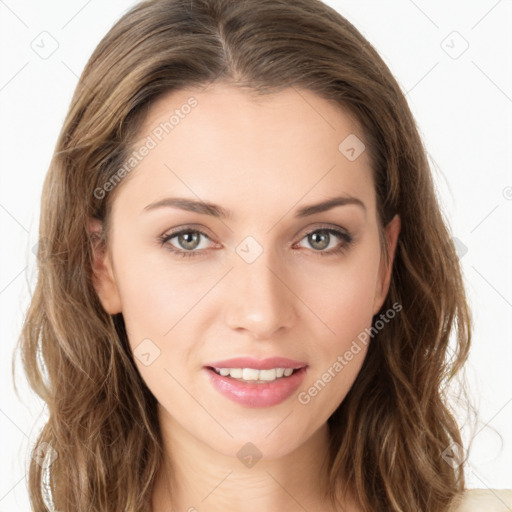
449, 489, 512, 512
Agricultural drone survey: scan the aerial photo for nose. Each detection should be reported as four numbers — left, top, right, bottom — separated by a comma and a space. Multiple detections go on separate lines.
223, 248, 296, 340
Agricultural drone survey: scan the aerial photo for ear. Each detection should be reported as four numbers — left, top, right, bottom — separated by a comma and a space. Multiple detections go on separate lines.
87, 217, 122, 315
373, 214, 401, 315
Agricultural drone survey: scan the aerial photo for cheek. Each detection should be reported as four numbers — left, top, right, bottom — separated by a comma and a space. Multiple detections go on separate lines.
299, 249, 381, 347
113, 254, 203, 400
295, 260, 379, 415
296, 246, 381, 414
112, 244, 211, 342
111, 245, 224, 395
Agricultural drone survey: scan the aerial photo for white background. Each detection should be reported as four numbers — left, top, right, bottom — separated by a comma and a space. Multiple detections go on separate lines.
1, 0, 511, 509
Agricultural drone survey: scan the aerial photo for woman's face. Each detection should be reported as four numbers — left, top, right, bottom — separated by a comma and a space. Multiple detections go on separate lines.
91, 82, 400, 459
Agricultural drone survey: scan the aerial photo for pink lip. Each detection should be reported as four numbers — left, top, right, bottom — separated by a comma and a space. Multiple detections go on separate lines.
204, 365, 308, 408
205, 356, 307, 370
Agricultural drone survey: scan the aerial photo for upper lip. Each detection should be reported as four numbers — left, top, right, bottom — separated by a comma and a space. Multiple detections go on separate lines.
205, 356, 308, 370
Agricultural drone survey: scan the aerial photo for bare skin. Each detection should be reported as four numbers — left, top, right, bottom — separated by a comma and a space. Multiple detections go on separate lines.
90, 82, 400, 512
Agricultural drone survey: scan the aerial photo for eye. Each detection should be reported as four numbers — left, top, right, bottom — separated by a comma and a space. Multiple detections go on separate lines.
158, 228, 214, 258
158, 225, 354, 259
295, 227, 353, 256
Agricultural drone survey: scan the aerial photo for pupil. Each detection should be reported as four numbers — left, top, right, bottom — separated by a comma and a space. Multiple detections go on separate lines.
310, 231, 329, 250
180, 232, 199, 250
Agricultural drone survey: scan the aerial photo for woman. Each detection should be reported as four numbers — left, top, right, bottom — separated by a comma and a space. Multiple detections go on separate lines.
16, 0, 511, 510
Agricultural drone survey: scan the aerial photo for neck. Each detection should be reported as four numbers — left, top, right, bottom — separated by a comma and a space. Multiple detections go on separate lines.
151, 404, 343, 512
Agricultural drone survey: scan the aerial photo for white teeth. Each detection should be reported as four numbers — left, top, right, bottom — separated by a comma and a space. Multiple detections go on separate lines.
213, 367, 299, 382
242, 368, 260, 380
259, 369, 277, 380
229, 368, 243, 379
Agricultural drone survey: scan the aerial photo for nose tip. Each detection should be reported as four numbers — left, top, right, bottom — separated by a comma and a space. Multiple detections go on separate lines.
224, 257, 295, 339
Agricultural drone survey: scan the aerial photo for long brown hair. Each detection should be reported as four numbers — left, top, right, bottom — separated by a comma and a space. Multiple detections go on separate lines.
14, 0, 474, 510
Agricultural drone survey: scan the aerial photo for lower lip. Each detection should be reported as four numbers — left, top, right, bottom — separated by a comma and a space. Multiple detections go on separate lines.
204, 367, 308, 408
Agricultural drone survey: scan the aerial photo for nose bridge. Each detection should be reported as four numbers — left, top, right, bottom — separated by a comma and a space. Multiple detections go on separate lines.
224, 240, 295, 337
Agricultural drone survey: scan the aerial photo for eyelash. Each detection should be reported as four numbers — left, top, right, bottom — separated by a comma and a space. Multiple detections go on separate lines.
158, 226, 353, 259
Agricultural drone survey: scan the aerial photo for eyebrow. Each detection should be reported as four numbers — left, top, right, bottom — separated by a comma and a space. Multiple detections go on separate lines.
143, 195, 366, 218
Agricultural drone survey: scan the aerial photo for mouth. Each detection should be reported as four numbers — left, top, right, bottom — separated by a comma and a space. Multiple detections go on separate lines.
203, 365, 308, 408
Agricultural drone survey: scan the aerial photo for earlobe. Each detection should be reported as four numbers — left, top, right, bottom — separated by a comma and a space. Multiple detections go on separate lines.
87, 217, 122, 315
373, 214, 401, 315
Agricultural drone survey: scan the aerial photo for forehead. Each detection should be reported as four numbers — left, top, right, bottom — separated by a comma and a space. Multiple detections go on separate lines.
115, 82, 376, 219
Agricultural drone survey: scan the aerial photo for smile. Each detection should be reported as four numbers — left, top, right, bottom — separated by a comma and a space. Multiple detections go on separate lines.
204, 366, 308, 407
